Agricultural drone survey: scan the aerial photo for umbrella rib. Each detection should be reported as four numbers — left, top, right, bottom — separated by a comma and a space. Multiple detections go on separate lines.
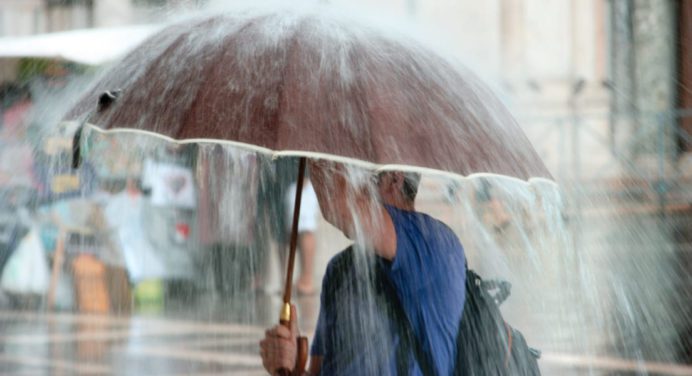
272, 15, 314, 153
176, 15, 270, 141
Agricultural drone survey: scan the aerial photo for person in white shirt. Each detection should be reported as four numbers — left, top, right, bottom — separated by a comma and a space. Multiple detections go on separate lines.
284, 177, 320, 295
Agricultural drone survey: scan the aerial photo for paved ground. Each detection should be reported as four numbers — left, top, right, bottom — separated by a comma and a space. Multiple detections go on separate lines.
0, 310, 265, 375
0, 289, 690, 375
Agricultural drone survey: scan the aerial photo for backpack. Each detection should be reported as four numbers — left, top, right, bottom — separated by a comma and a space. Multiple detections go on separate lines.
376, 264, 541, 375
453, 269, 541, 375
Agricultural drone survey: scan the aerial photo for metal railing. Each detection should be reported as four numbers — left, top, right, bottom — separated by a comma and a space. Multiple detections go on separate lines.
521, 108, 692, 214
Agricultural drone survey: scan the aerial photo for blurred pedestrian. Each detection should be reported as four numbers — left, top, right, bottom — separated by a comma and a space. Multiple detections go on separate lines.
283, 176, 320, 296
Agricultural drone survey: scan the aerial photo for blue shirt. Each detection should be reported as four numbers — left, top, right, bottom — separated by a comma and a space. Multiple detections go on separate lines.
311, 205, 466, 375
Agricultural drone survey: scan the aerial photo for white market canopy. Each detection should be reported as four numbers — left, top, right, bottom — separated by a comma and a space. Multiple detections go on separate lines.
0, 25, 160, 65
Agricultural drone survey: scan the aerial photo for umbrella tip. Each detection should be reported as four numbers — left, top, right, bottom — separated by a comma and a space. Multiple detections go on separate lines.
98, 90, 121, 112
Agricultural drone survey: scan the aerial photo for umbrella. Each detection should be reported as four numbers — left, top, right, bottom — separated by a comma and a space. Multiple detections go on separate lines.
66, 9, 552, 375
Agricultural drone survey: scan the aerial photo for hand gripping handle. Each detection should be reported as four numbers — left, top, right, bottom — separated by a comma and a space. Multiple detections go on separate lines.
276, 303, 308, 376
275, 333, 308, 375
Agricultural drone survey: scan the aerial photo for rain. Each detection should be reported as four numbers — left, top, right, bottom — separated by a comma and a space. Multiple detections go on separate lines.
0, 1, 689, 375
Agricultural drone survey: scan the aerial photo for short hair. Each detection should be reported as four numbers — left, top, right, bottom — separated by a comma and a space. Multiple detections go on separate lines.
375, 171, 421, 202
402, 172, 421, 202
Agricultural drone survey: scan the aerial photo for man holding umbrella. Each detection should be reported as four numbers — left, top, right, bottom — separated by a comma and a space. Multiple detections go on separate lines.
260, 161, 467, 376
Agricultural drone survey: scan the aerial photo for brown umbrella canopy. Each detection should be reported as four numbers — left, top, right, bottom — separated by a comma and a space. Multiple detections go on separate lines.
67, 9, 551, 181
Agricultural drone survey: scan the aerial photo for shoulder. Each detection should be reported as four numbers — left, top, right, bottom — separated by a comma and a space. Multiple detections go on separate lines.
386, 205, 459, 239
320, 246, 359, 307
324, 246, 355, 279
432, 217, 461, 241
385, 205, 440, 228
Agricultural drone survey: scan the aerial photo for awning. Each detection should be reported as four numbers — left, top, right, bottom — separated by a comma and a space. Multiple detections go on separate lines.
0, 25, 160, 65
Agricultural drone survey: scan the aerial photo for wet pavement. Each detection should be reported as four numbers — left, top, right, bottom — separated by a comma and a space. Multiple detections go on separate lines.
0, 310, 265, 375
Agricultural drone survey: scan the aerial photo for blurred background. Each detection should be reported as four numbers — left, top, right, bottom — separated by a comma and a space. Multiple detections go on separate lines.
0, 0, 689, 375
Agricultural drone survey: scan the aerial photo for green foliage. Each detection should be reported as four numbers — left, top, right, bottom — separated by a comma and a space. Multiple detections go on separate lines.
16, 58, 89, 83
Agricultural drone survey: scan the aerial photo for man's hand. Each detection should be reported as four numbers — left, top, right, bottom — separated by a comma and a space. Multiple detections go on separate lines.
260, 304, 299, 375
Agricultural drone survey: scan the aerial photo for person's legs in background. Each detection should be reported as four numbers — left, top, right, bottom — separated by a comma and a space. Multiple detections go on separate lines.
296, 231, 316, 295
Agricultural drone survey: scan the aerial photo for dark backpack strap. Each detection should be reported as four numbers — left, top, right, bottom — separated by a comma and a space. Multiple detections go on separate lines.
455, 269, 512, 375
326, 246, 439, 375
373, 263, 438, 376
456, 268, 542, 376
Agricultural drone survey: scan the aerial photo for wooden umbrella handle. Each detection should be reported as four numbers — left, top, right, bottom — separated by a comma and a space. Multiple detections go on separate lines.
277, 157, 308, 376
296, 335, 309, 374
275, 336, 307, 376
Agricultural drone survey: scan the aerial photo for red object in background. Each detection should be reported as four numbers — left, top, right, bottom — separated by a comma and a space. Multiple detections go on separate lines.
1, 100, 31, 139
175, 222, 190, 243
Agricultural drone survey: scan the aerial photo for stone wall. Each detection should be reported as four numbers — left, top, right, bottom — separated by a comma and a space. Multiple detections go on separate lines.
609, 0, 678, 177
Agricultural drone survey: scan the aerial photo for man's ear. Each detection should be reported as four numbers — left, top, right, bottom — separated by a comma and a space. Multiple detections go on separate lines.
391, 172, 405, 190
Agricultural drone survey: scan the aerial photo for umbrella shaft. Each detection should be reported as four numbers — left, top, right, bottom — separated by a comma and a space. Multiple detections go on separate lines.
283, 157, 307, 305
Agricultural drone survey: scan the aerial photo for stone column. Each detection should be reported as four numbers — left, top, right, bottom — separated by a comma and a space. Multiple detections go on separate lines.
609, 0, 677, 177
632, 0, 677, 159
608, 0, 637, 171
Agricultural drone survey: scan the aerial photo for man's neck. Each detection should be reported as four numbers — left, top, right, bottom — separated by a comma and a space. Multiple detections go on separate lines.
386, 198, 415, 212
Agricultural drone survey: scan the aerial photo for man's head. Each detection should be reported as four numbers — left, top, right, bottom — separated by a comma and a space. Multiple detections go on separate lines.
375, 171, 420, 209
308, 161, 421, 238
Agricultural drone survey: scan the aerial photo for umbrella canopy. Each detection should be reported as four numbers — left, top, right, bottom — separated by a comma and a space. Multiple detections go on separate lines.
66, 9, 551, 182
